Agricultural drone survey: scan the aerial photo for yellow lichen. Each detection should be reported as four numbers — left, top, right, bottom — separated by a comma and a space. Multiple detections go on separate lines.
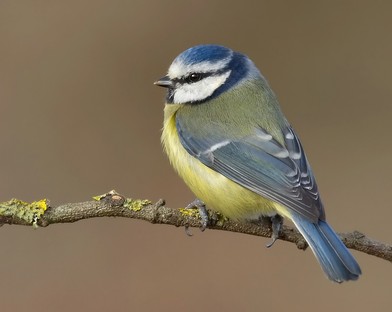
0, 198, 48, 227
179, 207, 199, 217
124, 198, 151, 212
93, 190, 120, 201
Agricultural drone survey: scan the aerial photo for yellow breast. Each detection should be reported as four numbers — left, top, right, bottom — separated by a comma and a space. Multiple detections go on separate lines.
161, 104, 279, 220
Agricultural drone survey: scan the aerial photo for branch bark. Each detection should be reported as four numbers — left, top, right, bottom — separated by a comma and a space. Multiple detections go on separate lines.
1, 191, 391, 262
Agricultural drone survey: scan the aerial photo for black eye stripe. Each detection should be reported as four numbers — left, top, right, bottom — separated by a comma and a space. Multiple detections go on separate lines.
186, 73, 204, 83
174, 69, 229, 85
175, 72, 210, 84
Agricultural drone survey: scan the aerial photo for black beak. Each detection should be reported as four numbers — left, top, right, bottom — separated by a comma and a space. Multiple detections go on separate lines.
154, 75, 173, 88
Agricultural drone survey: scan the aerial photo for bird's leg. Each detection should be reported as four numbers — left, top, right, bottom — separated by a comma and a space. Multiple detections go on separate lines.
184, 199, 209, 236
260, 214, 283, 248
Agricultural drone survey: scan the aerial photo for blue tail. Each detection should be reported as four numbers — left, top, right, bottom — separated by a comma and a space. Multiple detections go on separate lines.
291, 216, 361, 283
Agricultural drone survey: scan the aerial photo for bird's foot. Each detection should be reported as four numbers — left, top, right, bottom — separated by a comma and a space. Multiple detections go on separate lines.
184, 199, 209, 236
261, 214, 283, 248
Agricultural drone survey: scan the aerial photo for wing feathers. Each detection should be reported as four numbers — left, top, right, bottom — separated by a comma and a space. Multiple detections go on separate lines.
176, 115, 324, 221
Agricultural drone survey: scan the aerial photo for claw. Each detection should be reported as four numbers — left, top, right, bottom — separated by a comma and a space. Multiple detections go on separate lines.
265, 215, 283, 248
185, 226, 193, 237
184, 199, 209, 235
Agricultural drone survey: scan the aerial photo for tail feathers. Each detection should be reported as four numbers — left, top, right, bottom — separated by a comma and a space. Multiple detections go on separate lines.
292, 217, 361, 283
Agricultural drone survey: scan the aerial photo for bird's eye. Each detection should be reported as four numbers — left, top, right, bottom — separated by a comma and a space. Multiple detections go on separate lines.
185, 73, 203, 84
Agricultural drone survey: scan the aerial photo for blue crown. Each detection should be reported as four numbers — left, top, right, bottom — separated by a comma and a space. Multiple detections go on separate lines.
174, 44, 233, 66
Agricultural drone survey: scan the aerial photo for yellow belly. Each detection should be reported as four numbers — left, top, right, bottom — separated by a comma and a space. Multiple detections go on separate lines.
161, 104, 280, 220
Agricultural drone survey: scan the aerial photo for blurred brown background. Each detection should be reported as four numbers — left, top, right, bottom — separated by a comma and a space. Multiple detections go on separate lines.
0, 1, 391, 311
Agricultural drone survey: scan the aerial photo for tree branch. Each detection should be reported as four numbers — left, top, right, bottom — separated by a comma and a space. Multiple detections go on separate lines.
1, 191, 391, 262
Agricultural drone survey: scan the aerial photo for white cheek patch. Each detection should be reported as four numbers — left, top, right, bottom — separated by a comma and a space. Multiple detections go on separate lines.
173, 71, 231, 103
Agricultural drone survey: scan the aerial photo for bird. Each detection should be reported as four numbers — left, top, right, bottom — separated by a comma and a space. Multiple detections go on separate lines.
155, 44, 361, 283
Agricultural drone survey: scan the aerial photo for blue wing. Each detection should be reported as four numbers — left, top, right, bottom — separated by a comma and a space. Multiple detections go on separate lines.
176, 116, 324, 222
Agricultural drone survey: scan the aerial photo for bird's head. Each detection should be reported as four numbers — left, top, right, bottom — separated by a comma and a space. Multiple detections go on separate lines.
155, 44, 262, 104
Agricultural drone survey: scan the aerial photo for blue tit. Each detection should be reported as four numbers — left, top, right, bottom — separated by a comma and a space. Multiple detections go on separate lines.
155, 44, 361, 283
